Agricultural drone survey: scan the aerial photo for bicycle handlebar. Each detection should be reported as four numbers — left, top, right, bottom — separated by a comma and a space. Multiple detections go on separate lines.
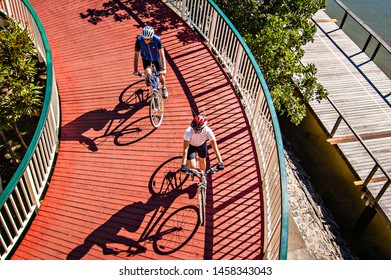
186, 166, 218, 178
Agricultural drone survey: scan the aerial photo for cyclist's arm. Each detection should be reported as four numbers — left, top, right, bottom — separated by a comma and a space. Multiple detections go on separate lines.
181, 140, 190, 166
210, 139, 223, 164
133, 50, 140, 74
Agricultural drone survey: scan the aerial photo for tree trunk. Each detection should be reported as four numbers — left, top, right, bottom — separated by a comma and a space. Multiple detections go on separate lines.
0, 128, 18, 164
13, 122, 28, 149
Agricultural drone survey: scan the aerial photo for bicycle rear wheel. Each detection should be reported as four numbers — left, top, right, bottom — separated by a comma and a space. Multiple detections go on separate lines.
197, 185, 206, 226
149, 89, 164, 128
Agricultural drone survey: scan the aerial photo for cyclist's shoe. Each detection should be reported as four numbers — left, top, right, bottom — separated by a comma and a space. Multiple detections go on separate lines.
162, 87, 168, 99
181, 164, 188, 173
145, 76, 151, 86
217, 162, 225, 170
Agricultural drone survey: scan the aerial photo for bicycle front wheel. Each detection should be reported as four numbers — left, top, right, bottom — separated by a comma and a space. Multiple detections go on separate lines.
198, 186, 206, 226
149, 90, 164, 128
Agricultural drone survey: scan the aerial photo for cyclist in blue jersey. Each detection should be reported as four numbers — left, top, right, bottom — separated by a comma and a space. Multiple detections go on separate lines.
181, 114, 224, 175
133, 26, 168, 98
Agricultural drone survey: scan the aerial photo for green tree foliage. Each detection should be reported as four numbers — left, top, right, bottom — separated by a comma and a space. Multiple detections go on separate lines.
0, 16, 43, 158
215, 0, 328, 124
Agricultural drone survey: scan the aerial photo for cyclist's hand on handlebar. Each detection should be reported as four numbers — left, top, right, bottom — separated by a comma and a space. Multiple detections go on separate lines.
217, 162, 225, 170
181, 164, 188, 173
133, 70, 140, 76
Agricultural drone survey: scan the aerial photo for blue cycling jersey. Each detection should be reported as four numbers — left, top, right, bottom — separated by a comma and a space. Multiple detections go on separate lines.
135, 35, 163, 61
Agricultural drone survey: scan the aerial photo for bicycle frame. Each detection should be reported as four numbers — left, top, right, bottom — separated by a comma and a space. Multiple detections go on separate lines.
136, 65, 160, 91
186, 166, 218, 226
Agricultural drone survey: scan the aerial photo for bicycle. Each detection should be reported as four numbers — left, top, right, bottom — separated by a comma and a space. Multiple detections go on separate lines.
136, 66, 164, 128
186, 166, 219, 226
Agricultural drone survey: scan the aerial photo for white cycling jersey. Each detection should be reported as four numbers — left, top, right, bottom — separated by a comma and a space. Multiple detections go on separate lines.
184, 125, 216, 147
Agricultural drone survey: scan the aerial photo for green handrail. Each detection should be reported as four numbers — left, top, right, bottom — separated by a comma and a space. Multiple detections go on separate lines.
207, 0, 288, 260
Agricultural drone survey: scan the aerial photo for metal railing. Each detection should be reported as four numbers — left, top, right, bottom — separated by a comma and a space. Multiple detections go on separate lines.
165, 0, 288, 259
0, 0, 60, 260
328, 0, 391, 78
312, 1, 391, 228
326, 97, 391, 228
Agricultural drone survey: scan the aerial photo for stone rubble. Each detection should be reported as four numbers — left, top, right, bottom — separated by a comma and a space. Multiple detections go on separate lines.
284, 142, 358, 260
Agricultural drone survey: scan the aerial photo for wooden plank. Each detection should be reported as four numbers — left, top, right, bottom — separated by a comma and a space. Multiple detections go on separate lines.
327, 131, 391, 145
354, 176, 388, 187
316, 18, 338, 23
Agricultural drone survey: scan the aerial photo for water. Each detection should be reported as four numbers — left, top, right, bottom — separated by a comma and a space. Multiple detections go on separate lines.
326, 0, 391, 45
324, 0, 391, 77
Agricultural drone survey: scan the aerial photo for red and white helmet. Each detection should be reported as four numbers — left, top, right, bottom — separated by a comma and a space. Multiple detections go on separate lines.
191, 115, 207, 131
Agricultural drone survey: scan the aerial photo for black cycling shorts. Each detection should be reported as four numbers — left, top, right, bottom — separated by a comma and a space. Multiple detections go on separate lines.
187, 141, 207, 160
142, 57, 163, 72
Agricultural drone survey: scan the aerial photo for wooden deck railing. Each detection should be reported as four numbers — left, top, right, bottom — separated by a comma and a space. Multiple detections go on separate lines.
165, 0, 289, 259
0, 0, 60, 260
325, 97, 391, 229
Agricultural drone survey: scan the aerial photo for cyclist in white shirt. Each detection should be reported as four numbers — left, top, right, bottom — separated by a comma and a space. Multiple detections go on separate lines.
181, 114, 224, 173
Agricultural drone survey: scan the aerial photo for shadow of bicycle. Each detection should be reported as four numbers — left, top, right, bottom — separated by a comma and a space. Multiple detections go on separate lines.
66, 156, 199, 259
61, 80, 156, 151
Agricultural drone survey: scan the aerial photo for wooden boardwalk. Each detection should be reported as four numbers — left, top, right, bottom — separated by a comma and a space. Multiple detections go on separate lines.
11, 0, 264, 260
302, 10, 391, 226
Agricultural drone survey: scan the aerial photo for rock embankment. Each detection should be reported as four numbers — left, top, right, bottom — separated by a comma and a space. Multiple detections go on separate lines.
285, 141, 358, 260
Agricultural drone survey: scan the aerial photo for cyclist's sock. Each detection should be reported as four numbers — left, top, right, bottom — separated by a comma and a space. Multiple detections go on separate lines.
145, 76, 151, 86
162, 87, 168, 98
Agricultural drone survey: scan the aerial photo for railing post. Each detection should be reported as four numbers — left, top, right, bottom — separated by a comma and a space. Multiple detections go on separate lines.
361, 164, 379, 191
328, 115, 343, 138
373, 180, 391, 205
4, 0, 12, 16
371, 43, 381, 61
232, 45, 243, 82
24, 166, 41, 210
362, 34, 372, 52
252, 88, 263, 125
208, 9, 218, 45
340, 11, 348, 29
181, 0, 187, 19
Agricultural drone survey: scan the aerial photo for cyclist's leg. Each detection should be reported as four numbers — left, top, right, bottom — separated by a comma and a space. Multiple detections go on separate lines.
196, 142, 208, 172
142, 59, 152, 85
186, 145, 198, 170
153, 59, 165, 86
154, 59, 168, 98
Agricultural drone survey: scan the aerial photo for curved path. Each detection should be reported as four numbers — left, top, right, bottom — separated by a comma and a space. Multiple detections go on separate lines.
12, 0, 264, 260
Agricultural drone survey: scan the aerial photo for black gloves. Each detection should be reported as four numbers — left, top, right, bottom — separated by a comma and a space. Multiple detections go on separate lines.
217, 162, 224, 170
181, 164, 188, 172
